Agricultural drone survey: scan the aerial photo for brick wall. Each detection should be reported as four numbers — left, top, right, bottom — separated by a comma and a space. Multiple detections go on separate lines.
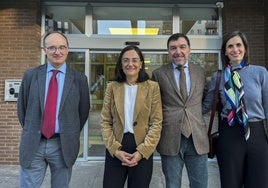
0, 0, 41, 165
223, 0, 266, 67
0, 0, 267, 165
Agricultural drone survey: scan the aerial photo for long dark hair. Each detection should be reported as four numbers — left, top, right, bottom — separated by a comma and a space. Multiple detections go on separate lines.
114, 45, 149, 83
221, 31, 249, 68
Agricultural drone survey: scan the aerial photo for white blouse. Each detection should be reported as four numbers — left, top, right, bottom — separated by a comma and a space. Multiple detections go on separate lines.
124, 84, 138, 133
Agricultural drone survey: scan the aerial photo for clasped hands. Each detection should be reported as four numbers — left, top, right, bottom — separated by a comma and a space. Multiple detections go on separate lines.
114, 150, 143, 167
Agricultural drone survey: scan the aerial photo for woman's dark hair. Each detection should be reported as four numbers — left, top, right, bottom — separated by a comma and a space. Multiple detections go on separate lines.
221, 31, 249, 68
114, 45, 149, 83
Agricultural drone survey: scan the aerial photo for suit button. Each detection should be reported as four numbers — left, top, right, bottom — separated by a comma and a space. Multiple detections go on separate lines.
133, 122, 137, 126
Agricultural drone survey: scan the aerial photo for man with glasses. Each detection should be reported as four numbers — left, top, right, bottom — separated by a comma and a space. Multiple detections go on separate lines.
152, 33, 208, 188
17, 31, 90, 188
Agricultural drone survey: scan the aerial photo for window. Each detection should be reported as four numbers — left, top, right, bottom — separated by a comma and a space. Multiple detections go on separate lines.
92, 7, 173, 35
44, 6, 86, 34
179, 8, 219, 35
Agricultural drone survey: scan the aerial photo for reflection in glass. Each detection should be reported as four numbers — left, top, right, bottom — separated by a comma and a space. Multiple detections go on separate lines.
66, 52, 85, 73
180, 8, 219, 36
93, 7, 172, 35
189, 53, 219, 86
90, 64, 104, 111
44, 6, 85, 34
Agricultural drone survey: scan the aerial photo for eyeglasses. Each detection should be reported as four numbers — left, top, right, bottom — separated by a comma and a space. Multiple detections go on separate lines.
44, 45, 68, 53
122, 58, 141, 64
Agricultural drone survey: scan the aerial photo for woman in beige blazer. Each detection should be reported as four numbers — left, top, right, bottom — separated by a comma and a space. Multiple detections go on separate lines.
101, 45, 162, 188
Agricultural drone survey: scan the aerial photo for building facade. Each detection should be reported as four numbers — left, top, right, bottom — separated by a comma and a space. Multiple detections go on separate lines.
0, 0, 267, 165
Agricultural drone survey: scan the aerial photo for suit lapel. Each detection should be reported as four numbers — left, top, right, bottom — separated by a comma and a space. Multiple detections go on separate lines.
188, 63, 197, 100
165, 63, 183, 100
133, 81, 148, 121
59, 66, 74, 112
113, 83, 125, 125
113, 81, 149, 125
38, 64, 47, 111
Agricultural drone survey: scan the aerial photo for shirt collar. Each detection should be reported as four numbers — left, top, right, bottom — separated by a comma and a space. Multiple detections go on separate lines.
172, 62, 189, 69
46, 62, 66, 74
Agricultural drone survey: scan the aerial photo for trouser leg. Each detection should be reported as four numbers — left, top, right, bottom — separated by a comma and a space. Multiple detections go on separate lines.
216, 119, 246, 188
245, 121, 268, 188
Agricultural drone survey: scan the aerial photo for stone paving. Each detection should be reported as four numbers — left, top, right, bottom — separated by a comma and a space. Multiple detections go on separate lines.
0, 159, 220, 188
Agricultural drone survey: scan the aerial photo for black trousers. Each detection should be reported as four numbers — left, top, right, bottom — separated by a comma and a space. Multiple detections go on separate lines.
216, 119, 268, 188
103, 133, 153, 188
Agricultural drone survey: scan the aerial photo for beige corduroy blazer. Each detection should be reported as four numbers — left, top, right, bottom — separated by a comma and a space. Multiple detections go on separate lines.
100, 80, 162, 159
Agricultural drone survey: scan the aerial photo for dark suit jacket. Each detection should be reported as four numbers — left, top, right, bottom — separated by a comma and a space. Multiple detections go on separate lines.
17, 63, 90, 168
152, 62, 209, 156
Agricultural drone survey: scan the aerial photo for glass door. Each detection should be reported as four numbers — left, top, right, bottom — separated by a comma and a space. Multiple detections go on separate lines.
87, 51, 170, 160
66, 50, 220, 160
65, 50, 90, 161
87, 52, 119, 160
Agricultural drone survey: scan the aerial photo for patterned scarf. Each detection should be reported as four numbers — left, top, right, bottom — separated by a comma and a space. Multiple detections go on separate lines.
224, 60, 250, 140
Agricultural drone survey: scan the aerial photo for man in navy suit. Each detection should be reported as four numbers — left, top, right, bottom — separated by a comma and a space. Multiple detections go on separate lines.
17, 31, 90, 188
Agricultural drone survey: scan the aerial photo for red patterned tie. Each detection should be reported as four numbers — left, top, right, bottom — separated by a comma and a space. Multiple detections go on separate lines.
42, 70, 59, 139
